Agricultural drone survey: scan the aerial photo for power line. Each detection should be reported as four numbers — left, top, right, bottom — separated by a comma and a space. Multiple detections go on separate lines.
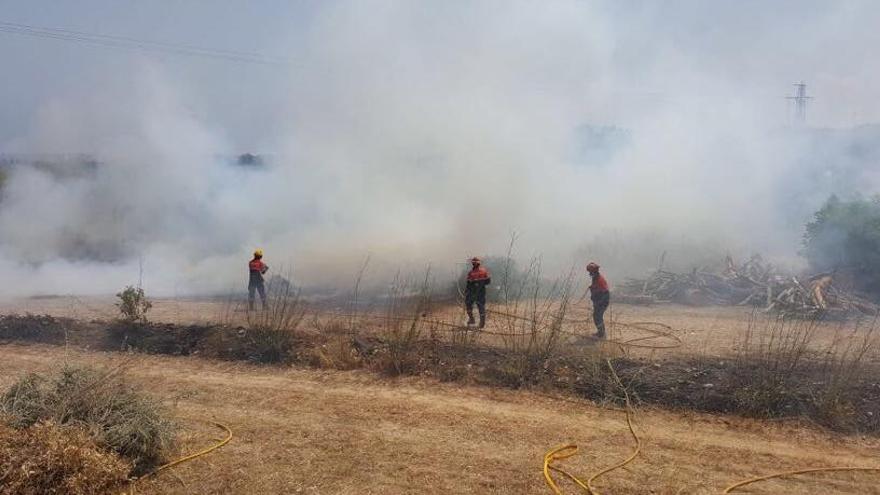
0, 20, 291, 66
0, 22, 287, 65
0, 21, 272, 59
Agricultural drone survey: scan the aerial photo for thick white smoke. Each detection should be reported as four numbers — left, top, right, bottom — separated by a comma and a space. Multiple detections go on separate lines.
1, 1, 879, 297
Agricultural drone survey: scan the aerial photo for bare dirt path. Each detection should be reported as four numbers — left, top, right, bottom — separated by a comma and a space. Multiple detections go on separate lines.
1, 343, 878, 494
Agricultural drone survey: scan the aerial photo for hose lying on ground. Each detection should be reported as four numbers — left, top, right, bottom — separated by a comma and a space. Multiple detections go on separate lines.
132, 417, 233, 488
543, 359, 641, 495
723, 466, 880, 493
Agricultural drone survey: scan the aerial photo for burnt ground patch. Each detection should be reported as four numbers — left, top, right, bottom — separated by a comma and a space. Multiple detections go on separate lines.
0, 314, 72, 344
106, 321, 216, 356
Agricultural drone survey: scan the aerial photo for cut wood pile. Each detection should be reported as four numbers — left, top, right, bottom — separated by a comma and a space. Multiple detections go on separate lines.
618, 255, 879, 317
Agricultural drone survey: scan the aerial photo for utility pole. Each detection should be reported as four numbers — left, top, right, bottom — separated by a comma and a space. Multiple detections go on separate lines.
786, 82, 812, 125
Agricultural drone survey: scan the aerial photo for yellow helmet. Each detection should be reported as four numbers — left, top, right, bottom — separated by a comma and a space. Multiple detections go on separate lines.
254, 249, 264, 258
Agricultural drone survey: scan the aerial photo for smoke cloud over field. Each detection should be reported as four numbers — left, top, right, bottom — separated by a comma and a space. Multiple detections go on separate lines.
1, 1, 880, 297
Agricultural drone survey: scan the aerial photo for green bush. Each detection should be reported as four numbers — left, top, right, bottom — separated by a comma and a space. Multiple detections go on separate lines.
803, 195, 880, 296
116, 286, 152, 322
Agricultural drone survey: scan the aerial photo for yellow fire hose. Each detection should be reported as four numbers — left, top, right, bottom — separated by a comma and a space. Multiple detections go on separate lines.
543, 359, 641, 495
129, 418, 232, 491
723, 466, 880, 493
544, 445, 590, 493
150, 419, 233, 474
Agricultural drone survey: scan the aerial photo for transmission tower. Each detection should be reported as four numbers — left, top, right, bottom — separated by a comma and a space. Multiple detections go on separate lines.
786, 82, 812, 125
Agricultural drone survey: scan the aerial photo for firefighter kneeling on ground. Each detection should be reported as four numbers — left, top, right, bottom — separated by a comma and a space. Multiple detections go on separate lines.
248, 249, 269, 310
587, 262, 610, 338
465, 257, 491, 329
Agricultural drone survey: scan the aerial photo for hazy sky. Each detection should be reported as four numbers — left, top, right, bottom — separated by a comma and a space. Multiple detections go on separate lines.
2, 0, 878, 151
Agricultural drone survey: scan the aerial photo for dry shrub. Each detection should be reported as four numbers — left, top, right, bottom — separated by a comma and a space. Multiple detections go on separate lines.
492, 256, 578, 387
211, 277, 307, 364
1, 365, 176, 472
308, 328, 364, 371
232, 326, 298, 363
203, 325, 301, 364
372, 270, 434, 375
730, 312, 879, 425
0, 420, 130, 495
244, 286, 306, 333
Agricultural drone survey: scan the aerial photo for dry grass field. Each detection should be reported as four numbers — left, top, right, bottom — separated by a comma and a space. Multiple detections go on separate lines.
2, 296, 880, 494
1, 343, 879, 494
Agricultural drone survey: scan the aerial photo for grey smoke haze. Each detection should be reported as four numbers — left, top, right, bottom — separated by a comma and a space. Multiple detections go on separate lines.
1, 0, 880, 296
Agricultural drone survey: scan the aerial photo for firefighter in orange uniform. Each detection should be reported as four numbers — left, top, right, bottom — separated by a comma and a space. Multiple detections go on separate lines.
248, 249, 269, 310
465, 257, 491, 328
587, 262, 610, 338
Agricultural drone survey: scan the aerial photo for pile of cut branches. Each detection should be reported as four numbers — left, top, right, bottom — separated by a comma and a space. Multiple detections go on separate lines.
619, 255, 879, 317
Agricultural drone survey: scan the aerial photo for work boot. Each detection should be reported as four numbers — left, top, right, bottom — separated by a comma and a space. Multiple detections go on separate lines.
478, 314, 486, 329
593, 325, 606, 339
466, 312, 476, 326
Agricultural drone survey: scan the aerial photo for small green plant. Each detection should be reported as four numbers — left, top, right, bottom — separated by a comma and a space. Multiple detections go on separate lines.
115, 286, 152, 322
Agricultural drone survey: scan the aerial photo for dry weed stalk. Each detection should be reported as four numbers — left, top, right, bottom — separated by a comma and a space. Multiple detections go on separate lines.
733, 311, 879, 422
213, 268, 308, 363
376, 267, 436, 375
490, 237, 580, 385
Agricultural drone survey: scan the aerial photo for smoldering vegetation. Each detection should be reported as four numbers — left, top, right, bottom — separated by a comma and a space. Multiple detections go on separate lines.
2, 2, 880, 297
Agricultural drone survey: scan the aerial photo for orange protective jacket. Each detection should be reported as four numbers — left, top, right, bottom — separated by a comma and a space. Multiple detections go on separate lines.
248, 259, 268, 285
466, 266, 491, 301
589, 273, 610, 305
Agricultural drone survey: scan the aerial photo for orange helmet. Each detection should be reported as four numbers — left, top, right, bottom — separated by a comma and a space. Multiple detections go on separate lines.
586, 262, 600, 273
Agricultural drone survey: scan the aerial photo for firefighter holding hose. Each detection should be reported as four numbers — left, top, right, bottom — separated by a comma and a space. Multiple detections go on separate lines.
248, 249, 269, 310
465, 257, 491, 328
587, 262, 610, 338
